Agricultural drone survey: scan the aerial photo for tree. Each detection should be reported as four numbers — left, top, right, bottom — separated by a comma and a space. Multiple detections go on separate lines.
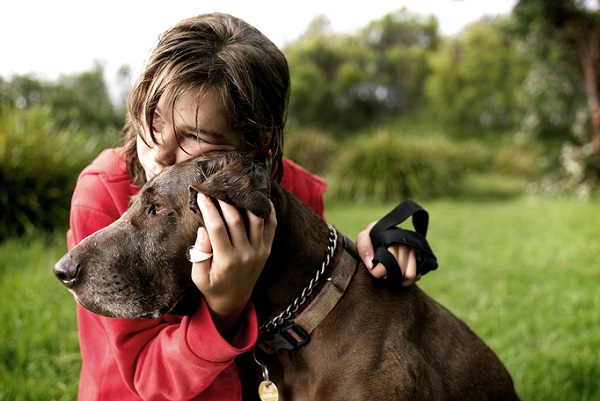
359, 8, 439, 115
45, 63, 124, 131
513, 0, 600, 167
425, 17, 532, 132
285, 19, 357, 129
0, 75, 43, 109
0, 63, 125, 132
285, 9, 439, 131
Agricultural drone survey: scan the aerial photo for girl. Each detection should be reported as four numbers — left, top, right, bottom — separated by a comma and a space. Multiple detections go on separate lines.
67, 12, 420, 400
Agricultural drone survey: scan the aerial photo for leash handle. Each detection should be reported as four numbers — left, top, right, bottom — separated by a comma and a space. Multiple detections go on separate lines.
369, 199, 438, 283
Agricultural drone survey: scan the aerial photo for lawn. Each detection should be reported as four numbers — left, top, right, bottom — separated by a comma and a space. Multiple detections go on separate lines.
0, 233, 80, 401
326, 197, 600, 401
1, 198, 598, 400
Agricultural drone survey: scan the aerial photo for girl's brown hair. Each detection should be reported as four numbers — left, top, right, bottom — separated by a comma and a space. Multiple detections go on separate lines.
123, 12, 289, 187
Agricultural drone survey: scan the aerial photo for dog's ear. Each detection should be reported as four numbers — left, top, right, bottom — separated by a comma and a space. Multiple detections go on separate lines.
188, 156, 272, 219
188, 186, 202, 215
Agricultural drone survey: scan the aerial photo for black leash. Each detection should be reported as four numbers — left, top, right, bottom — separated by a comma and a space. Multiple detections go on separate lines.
369, 199, 438, 283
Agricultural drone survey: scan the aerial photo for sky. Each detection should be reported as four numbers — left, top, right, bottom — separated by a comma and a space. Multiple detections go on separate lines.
3, 0, 517, 86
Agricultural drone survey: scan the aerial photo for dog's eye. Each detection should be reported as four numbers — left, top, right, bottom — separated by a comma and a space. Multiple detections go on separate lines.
147, 202, 166, 217
148, 204, 161, 216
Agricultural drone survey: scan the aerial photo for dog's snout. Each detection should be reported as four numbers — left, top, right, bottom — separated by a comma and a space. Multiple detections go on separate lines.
53, 255, 81, 286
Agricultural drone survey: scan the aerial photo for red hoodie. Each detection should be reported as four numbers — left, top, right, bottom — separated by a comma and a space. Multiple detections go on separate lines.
67, 148, 327, 400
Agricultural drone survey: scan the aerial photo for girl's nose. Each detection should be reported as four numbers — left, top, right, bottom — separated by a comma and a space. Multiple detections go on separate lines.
152, 132, 178, 167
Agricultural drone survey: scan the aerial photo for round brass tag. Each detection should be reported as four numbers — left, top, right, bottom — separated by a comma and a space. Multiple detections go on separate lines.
258, 380, 279, 401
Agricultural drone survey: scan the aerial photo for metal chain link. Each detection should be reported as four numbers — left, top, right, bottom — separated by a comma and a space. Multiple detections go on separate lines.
259, 224, 338, 334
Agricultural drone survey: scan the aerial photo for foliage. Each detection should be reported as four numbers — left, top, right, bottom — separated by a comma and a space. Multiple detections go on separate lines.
0, 64, 125, 132
510, 0, 600, 174
2, 3, 599, 201
425, 17, 532, 131
285, 35, 345, 128
517, 52, 586, 140
489, 138, 543, 177
285, 8, 438, 130
321, 114, 545, 203
505, 0, 590, 145
528, 141, 599, 199
0, 67, 125, 239
283, 3, 600, 189
358, 8, 438, 114
0, 106, 120, 238
331, 130, 465, 201
284, 126, 337, 175
45, 67, 123, 131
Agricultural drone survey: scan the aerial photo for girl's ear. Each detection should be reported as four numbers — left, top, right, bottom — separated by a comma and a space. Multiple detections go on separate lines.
259, 131, 273, 148
259, 131, 274, 172
188, 155, 272, 219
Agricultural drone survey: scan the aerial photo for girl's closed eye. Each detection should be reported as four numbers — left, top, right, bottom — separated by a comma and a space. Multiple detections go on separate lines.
184, 132, 210, 144
152, 113, 164, 134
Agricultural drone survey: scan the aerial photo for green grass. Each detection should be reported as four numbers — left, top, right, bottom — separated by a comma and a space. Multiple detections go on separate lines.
2, 198, 599, 400
0, 233, 80, 401
326, 198, 600, 401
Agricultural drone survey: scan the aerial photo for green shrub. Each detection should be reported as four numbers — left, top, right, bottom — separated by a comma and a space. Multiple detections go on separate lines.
331, 130, 465, 202
284, 127, 337, 175
489, 141, 542, 177
0, 106, 120, 238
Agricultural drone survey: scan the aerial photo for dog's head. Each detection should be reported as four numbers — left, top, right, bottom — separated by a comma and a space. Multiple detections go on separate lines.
53, 152, 271, 319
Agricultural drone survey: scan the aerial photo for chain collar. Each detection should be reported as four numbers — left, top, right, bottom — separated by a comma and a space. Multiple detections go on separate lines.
259, 224, 338, 335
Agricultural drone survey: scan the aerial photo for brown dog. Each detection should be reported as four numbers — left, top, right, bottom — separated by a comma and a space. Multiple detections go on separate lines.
54, 152, 520, 400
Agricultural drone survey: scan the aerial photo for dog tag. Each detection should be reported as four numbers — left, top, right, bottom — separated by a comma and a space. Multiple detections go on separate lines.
258, 381, 279, 401
258, 362, 279, 401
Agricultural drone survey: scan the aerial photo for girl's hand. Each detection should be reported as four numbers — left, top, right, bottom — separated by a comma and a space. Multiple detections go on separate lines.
191, 192, 277, 335
357, 221, 421, 287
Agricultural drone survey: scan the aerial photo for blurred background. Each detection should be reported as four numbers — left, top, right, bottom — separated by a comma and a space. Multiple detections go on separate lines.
1, 1, 598, 400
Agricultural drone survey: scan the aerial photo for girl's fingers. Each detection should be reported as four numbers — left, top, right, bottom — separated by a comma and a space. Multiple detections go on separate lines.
246, 201, 276, 250
401, 248, 418, 286
197, 193, 276, 256
356, 222, 422, 284
216, 199, 246, 248
368, 263, 388, 279
357, 222, 377, 269
194, 226, 211, 254
197, 193, 233, 255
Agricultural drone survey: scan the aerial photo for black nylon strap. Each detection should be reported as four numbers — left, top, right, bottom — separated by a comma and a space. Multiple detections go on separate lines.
369, 199, 438, 282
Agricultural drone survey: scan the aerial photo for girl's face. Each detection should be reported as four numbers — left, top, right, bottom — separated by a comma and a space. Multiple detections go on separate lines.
137, 90, 241, 181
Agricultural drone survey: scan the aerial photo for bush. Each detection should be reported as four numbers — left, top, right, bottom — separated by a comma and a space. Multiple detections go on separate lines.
0, 106, 120, 238
527, 142, 599, 200
284, 127, 337, 175
488, 141, 542, 177
331, 130, 465, 202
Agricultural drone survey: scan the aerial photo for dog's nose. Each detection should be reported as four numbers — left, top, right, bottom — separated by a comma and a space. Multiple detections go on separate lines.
53, 254, 81, 286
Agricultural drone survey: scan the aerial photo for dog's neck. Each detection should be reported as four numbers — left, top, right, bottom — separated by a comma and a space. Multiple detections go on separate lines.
252, 183, 342, 329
